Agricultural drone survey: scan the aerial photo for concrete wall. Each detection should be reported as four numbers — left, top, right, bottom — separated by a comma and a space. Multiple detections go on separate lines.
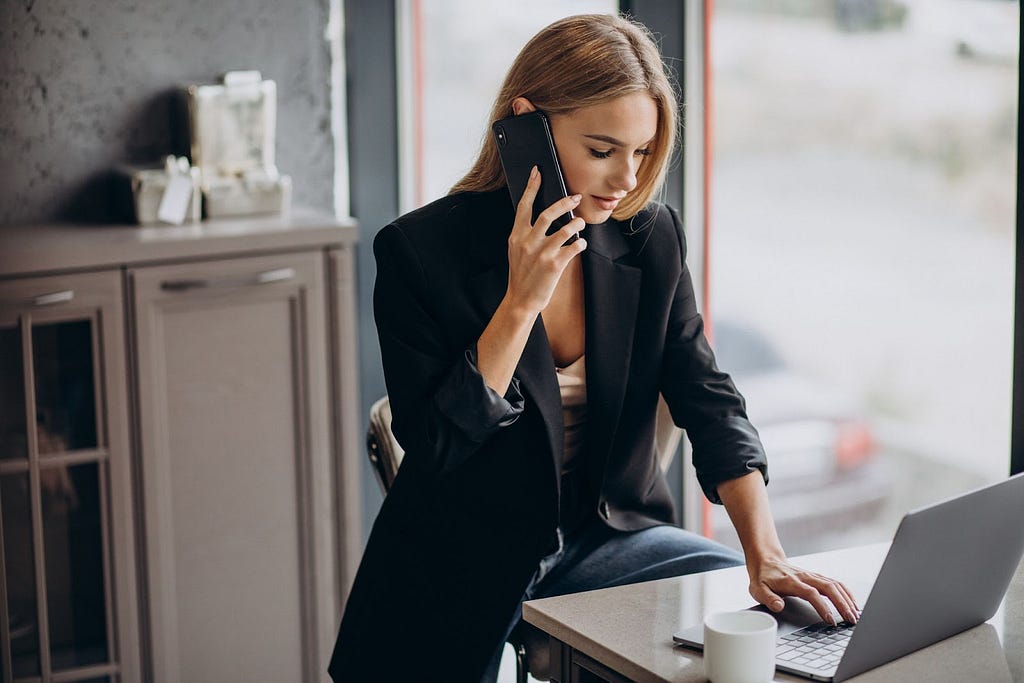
0, 0, 334, 225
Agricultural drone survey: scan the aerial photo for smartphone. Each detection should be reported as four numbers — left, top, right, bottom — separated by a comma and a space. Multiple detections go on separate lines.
492, 110, 578, 240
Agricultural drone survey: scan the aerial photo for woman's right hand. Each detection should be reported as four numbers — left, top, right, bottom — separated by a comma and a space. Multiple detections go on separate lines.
505, 166, 588, 315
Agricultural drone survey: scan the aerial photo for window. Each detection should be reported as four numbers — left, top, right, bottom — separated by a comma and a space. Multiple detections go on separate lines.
396, 0, 618, 212
706, 0, 1019, 554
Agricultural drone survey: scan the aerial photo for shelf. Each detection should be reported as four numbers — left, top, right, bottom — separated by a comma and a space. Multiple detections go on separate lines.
0, 209, 358, 279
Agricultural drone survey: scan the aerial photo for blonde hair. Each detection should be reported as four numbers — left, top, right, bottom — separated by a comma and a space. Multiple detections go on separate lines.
451, 13, 678, 220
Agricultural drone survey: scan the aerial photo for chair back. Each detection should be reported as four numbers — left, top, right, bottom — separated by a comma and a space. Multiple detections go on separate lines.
367, 396, 405, 493
655, 394, 683, 473
366, 394, 683, 495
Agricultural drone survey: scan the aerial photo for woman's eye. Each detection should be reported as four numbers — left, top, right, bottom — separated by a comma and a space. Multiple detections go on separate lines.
635, 148, 652, 157
589, 149, 613, 159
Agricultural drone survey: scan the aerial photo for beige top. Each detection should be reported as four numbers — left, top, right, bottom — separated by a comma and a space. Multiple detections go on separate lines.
556, 355, 587, 470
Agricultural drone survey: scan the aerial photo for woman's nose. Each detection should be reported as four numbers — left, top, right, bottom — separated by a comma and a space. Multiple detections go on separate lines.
611, 158, 639, 193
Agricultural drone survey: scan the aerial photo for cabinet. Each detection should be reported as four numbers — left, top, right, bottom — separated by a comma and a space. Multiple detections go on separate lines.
0, 271, 140, 683
0, 212, 360, 683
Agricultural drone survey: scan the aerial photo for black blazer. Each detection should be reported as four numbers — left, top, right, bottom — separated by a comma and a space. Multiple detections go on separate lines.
328, 189, 767, 681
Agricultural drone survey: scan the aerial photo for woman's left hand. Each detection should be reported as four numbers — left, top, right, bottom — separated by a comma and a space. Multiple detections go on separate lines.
747, 556, 861, 625
716, 471, 861, 625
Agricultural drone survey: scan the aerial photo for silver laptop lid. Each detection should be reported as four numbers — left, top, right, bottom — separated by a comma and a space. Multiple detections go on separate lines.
834, 472, 1024, 681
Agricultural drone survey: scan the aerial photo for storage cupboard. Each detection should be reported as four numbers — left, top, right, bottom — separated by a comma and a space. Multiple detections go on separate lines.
0, 212, 361, 683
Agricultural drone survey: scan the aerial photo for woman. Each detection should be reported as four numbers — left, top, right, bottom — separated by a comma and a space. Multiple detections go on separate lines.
329, 14, 859, 682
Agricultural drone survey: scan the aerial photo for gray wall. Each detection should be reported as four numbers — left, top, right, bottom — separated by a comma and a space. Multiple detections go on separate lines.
0, 0, 334, 225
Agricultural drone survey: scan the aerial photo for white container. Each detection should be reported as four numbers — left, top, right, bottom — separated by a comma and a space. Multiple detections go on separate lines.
185, 71, 291, 218
115, 165, 202, 225
704, 610, 778, 683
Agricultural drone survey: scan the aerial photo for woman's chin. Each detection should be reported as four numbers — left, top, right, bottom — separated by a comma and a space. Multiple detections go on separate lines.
576, 207, 613, 225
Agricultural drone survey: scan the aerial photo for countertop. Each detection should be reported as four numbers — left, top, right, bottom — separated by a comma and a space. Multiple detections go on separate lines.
0, 209, 358, 278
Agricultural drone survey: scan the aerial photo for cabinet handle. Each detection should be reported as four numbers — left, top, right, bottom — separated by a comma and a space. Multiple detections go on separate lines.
160, 268, 297, 293
254, 268, 297, 284
33, 290, 75, 306
160, 279, 208, 292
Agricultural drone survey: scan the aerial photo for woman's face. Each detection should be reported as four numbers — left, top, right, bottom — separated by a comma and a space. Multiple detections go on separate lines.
549, 93, 659, 224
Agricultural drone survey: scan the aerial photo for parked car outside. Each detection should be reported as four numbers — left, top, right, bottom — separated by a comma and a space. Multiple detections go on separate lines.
708, 319, 892, 554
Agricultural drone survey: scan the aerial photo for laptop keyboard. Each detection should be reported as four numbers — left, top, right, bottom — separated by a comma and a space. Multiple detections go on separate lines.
776, 621, 856, 672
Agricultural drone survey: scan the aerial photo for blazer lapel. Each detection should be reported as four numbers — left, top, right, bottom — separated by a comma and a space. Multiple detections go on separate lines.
582, 222, 642, 492
515, 318, 564, 482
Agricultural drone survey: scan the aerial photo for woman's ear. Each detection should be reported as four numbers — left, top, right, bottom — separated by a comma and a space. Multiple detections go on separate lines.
511, 97, 537, 116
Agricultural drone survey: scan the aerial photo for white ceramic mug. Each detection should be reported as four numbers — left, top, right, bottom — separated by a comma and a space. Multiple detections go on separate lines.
703, 610, 778, 683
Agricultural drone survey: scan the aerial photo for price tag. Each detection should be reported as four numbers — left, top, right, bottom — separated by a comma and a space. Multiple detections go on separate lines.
157, 171, 194, 225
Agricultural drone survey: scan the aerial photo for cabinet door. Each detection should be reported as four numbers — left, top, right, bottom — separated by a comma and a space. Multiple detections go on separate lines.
0, 271, 140, 683
130, 252, 335, 683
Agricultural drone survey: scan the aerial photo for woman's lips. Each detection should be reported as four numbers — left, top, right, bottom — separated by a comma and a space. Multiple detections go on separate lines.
592, 195, 621, 211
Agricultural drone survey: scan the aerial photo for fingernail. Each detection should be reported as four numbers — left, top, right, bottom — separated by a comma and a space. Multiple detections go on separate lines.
571, 194, 582, 203
530, 166, 539, 180
772, 600, 784, 611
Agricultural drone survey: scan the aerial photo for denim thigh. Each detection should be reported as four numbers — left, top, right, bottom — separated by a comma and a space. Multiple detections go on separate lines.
531, 517, 744, 600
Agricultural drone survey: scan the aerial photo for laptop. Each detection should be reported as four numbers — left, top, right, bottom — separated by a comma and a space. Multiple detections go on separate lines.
673, 472, 1024, 682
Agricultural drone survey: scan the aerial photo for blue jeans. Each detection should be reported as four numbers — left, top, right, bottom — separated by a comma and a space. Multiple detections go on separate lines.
481, 515, 744, 682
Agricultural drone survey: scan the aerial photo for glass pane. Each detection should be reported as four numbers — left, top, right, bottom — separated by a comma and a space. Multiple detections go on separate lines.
405, 0, 618, 210
45, 462, 109, 670
0, 324, 28, 460
2, 474, 40, 677
31, 320, 98, 454
709, 1, 1017, 554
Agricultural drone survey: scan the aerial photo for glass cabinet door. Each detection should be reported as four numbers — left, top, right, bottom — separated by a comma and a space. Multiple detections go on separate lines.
0, 324, 28, 461
0, 271, 138, 683
41, 459, 108, 671
1, 317, 41, 679
2, 472, 40, 678
31, 320, 99, 456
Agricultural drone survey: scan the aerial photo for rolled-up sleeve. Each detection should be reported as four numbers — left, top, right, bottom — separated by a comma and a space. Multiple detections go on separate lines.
432, 345, 524, 444
688, 416, 767, 504
658, 207, 768, 504
373, 223, 524, 475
